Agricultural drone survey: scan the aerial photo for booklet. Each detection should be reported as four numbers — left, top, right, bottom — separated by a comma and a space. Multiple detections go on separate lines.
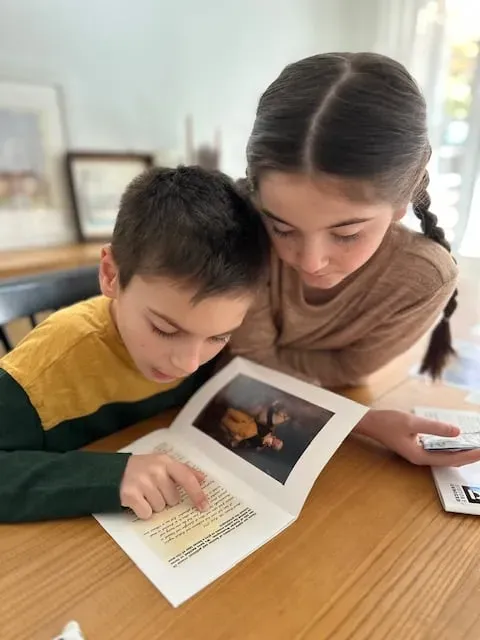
415, 406, 480, 516
95, 357, 368, 607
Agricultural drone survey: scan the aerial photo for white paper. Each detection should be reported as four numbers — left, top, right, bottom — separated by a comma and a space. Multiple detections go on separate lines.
466, 390, 480, 405
95, 357, 367, 605
429, 464, 480, 515
416, 406, 480, 451
414, 407, 480, 515
96, 431, 292, 607
415, 407, 480, 431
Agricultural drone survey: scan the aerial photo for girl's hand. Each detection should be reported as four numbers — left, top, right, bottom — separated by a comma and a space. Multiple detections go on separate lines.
355, 409, 480, 467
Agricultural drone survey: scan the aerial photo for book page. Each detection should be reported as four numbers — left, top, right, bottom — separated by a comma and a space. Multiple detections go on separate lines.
168, 358, 368, 516
94, 434, 292, 607
415, 407, 480, 515
415, 407, 480, 431
431, 463, 480, 515
128, 444, 255, 568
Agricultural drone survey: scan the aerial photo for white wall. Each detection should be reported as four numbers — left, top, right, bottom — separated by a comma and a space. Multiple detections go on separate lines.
0, 0, 375, 250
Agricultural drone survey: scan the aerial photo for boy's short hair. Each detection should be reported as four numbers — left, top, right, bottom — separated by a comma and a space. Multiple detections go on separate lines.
111, 166, 270, 299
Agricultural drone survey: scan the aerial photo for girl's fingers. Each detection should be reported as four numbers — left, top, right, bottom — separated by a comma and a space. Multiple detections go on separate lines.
427, 447, 480, 468
412, 417, 460, 438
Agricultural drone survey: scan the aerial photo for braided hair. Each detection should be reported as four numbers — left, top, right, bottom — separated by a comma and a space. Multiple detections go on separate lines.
247, 52, 458, 380
412, 170, 457, 379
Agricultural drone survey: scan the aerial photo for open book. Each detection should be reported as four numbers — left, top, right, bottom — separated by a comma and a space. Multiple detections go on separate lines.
415, 406, 480, 516
95, 357, 368, 606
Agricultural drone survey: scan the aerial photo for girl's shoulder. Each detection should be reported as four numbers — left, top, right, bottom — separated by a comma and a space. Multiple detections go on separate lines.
390, 223, 458, 288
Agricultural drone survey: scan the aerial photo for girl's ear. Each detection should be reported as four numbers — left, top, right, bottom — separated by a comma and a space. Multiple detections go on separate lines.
393, 205, 408, 222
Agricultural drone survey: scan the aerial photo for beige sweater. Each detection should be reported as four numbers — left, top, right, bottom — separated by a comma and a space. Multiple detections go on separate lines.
229, 224, 458, 387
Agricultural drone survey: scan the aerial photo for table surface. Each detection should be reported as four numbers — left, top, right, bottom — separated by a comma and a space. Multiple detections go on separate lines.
1, 379, 478, 640
0, 243, 102, 279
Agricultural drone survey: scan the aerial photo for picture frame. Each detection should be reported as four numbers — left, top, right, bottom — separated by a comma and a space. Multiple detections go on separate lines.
0, 81, 75, 251
66, 151, 154, 242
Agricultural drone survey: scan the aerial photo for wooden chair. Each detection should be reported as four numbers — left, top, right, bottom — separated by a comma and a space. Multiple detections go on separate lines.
0, 265, 100, 353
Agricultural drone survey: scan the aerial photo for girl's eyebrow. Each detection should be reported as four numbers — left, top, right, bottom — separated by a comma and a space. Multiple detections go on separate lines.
261, 209, 373, 229
328, 217, 373, 229
261, 209, 296, 227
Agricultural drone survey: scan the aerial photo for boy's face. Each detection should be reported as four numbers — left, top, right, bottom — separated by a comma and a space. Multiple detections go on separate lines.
99, 247, 253, 383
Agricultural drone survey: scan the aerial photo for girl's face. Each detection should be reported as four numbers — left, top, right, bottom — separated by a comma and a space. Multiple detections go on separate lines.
258, 172, 406, 290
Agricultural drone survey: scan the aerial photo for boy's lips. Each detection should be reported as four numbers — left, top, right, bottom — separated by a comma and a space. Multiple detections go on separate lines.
151, 367, 177, 382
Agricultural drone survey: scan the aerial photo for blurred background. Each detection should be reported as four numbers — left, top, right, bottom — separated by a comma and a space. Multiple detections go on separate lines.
0, 0, 479, 255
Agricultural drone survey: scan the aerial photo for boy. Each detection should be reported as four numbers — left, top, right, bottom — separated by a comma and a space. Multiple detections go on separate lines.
0, 166, 269, 522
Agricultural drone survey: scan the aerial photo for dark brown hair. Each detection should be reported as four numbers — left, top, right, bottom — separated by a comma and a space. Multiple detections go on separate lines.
111, 165, 270, 300
247, 52, 457, 379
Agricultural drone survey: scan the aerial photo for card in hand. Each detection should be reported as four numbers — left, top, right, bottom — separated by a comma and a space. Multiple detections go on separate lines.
420, 432, 480, 452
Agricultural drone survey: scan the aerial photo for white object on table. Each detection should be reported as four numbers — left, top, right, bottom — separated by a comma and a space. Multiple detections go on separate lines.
52, 620, 85, 639
415, 407, 480, 515
466, 390, 480, 405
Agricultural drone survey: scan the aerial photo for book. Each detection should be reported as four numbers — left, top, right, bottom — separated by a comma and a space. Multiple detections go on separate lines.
415, 406, 480, 516
95, 357, 368, 607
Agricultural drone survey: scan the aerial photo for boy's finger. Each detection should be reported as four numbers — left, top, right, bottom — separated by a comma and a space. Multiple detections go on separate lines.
414, 417, 460, 438
169, 463, 209, 511
143, 486, 166, 513
125, 495, 153, 520
157, 477, 180, 507
188, 466, 206, 483
428, 447, 480, 468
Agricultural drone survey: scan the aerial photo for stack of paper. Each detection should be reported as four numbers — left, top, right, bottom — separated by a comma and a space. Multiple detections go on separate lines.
415, 407, 480, 515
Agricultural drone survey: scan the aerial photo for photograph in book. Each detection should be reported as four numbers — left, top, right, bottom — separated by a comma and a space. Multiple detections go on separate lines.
192, 374, 335, 484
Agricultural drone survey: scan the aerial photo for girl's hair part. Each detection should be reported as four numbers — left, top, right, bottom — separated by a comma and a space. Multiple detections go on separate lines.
247, 51, 457, 379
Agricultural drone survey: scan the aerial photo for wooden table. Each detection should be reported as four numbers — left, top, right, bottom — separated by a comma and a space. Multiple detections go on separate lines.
0, 243, 102, 279
1, 379, 478, 640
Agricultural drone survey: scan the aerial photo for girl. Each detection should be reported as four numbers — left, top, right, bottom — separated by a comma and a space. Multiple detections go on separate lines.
230, 52, 478, 468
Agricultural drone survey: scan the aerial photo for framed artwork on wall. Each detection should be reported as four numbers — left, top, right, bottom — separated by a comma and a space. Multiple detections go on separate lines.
66, 151, 154, 242
0, 81, 75, 250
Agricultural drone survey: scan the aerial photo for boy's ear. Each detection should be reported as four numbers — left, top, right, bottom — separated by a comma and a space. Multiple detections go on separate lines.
99, 245, 120, 299
393, 205, 408, 222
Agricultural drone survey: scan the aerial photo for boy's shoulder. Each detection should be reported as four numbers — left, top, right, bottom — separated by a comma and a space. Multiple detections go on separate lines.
1, 295, 115, 388
390, 223, 458, 290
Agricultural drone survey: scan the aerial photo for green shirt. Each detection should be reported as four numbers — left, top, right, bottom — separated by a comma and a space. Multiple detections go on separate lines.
0, 296, 214, 522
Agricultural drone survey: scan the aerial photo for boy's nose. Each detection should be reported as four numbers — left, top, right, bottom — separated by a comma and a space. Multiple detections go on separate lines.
170, 346, 202, 376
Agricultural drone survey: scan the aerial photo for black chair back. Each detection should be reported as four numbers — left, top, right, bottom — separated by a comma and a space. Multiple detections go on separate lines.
0, 265, 100, 352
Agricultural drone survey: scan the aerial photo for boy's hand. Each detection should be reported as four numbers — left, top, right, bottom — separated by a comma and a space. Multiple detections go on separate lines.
120, 453, 208, 520
355, 409, 480, 467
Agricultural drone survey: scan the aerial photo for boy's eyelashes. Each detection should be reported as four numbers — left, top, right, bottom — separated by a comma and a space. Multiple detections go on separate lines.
150, 324, 177, 339
149, 322, 231, 344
